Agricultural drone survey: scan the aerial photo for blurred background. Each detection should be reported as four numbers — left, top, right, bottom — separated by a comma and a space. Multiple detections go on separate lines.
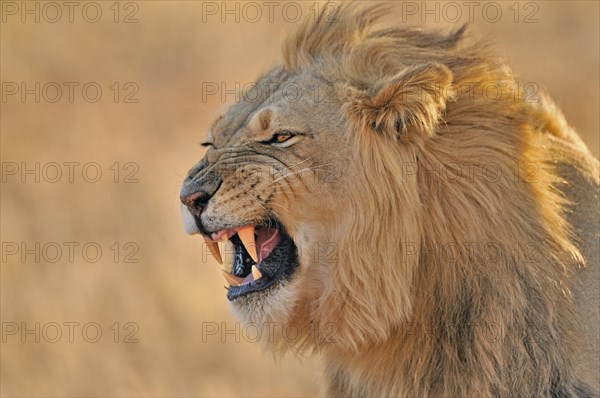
1, 1, 598, 396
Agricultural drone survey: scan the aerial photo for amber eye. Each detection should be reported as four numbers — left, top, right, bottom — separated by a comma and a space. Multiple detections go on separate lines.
272, 131, 293, 143
259, 130, 299, 147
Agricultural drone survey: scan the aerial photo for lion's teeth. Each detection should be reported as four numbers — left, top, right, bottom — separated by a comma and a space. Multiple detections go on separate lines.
237, 225, 258, 262
251, 265, 262, 280
203, 237, 222, 264
221, 270, 244, 286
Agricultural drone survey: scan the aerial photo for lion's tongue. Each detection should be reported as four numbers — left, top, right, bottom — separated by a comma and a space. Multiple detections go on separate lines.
256, 227, 280, 264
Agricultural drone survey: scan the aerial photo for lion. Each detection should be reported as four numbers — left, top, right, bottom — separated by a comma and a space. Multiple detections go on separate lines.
180, 3, 599, 396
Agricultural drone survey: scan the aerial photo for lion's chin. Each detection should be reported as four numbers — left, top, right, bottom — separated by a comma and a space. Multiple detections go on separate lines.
229, 277, 302, 327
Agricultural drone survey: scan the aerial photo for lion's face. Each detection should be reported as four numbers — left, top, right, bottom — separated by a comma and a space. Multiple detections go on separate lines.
180, 51, 458, 349
181, 3, 461, 349
181, 66, 353, 325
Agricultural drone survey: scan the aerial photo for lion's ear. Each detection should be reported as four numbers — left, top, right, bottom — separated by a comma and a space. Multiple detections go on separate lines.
344, 63, 454, 140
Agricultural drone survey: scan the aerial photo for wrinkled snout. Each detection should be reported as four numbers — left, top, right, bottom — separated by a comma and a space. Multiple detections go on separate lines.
179, 159, 222, 235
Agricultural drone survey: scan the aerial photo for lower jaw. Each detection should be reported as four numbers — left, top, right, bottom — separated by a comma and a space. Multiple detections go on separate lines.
229, 278, 299, 326
226, 276, 280, 300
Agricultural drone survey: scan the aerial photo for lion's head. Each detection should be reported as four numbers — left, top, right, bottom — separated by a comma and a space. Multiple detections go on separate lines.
181, 5, 589, 392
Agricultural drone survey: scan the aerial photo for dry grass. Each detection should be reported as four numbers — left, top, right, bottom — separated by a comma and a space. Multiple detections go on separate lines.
1, 1, 597, 396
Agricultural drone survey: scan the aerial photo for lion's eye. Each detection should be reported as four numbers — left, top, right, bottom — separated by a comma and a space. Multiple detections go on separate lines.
273, 131, 293, 143
260, 130, 299, 147
258, 130, 302, 147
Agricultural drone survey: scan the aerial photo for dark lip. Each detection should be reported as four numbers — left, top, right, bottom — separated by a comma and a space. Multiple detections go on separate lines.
226, 226, 299, 301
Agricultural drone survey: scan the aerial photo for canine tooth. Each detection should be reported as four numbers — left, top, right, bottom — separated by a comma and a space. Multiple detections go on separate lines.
203, 237, 222, 264
251, 265, 262, 280
221, 270, 244, 286
237, 226, 258, 262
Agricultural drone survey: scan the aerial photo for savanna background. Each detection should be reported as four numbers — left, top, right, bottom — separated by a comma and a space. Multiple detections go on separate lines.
1, 1, 598, 396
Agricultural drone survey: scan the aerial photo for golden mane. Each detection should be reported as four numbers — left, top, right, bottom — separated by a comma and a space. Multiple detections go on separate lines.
276, 2, 594, 396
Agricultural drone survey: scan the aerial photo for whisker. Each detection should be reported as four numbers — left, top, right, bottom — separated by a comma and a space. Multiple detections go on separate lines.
271, 190, 322, 196
268, 163, 338, 186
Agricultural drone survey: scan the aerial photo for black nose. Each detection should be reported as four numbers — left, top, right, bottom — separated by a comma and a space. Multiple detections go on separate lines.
180, 160, 223, 214
180, 190, 210, 209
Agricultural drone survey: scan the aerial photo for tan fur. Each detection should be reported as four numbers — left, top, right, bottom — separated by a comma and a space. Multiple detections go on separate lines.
187, 2, 599, 396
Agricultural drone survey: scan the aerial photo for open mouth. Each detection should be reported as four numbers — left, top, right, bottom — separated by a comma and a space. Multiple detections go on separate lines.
202, 223, 298, 300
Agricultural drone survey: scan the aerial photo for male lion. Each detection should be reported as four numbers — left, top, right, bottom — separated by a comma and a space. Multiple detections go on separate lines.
180, 3, 599, 396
